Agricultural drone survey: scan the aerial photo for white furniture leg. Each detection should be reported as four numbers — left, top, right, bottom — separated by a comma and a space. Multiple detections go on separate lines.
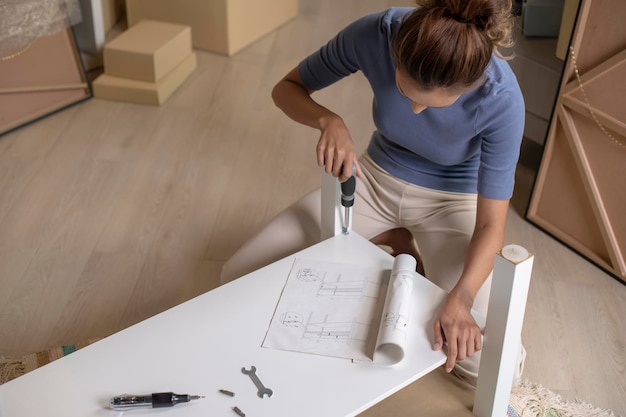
320, 169, 344, 239
473, 244, 534, 417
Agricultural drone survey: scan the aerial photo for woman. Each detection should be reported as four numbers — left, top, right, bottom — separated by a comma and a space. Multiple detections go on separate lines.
221, 0, 525, 385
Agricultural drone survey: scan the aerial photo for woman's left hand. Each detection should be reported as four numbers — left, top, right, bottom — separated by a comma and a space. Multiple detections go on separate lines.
432, 290, 482, 373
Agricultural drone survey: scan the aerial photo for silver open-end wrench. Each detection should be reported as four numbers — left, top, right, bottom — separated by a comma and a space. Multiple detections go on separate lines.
241, 366, 273, 398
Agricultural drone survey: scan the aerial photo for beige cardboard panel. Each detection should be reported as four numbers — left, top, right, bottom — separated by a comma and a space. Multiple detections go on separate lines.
528, 0, 626, 282
569, 0, 626, 76
0, 92, 88, 134
0, 31, 87, 89
563, 52, 626, 134
0, 28, 90, 135
532, 117, 612, 267
567, 114, 626, 259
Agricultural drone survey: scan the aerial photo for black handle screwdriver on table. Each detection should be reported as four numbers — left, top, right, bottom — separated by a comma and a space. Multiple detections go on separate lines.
340, 168, 357, 235
109, 392, 205, 410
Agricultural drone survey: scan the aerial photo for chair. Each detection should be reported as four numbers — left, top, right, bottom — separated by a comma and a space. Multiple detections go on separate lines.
320, 172, 534, 417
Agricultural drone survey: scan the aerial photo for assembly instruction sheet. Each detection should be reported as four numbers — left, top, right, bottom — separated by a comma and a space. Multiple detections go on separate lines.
262, 255, 416, 365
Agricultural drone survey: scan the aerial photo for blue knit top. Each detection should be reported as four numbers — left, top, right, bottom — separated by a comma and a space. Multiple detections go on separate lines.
297, 8, 525, 199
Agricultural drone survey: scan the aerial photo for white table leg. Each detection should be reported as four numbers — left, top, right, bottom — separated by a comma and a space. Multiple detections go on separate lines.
473, 244, 534, 417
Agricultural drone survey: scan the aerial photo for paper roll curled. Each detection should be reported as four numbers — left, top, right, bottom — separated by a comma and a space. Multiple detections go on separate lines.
373, 254, 416, 365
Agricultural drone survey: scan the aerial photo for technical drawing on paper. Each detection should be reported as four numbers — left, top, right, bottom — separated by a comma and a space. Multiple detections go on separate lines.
294, 265, 380, 299
317, 275, 370, 298
263, 258, 383, 361
379, 273, 413, 335
264, 256, 417, 365
296, 268, 319, 282
279, 311, 369, 342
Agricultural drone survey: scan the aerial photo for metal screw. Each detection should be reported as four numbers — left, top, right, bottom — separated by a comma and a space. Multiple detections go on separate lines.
219, 389, 235, 397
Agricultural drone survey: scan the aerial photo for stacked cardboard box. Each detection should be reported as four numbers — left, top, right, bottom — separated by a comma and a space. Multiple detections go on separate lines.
93, 20, 197, 105
125, 0, 298, 56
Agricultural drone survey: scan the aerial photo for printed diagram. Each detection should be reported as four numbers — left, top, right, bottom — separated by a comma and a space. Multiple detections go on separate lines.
263, 258, 383, 361
279, 311, 369, 342
296, 268, 319, 282
280, 311, 305, 327
264, 256, 416, 365
295, 266, 380, 299
379, 274, 413, 336
317, 276, 368, 297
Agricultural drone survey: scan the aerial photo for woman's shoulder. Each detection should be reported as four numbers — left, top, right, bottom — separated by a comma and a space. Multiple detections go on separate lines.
479, 57, 523, 102
379, 7, 415, 32
349, 7, 414, 35
337, 7, 414, 57
473, 57, 525, 131
383, 7, 415, 22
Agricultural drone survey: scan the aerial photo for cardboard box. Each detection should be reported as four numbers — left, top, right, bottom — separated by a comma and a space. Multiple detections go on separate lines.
125, 0, 298, 55
104, 20, 192, 82
101, 0, 125, 34
93, 52, 197, 105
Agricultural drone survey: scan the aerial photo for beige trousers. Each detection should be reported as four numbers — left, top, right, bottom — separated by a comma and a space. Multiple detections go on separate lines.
220, 153, 524, 386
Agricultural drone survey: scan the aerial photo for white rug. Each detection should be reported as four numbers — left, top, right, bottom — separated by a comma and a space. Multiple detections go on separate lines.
509, 379, 621, 417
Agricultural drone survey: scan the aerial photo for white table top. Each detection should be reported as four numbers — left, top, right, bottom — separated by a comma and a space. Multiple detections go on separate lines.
0, 233, 447, 417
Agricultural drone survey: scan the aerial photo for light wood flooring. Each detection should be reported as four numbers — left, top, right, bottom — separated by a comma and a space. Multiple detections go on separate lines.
0, 1, 624, 414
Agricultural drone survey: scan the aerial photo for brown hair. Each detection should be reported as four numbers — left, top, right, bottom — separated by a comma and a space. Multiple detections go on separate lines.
392, 0, 514, 90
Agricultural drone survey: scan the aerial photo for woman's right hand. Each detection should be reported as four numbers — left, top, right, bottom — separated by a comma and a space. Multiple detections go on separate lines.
317, 115, 363, 182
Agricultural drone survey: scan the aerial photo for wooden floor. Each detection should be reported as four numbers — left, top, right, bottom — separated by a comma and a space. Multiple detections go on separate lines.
1, 1, 624, 414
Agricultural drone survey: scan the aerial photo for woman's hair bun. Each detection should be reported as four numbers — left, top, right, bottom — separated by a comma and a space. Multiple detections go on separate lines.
393, 0, 514, 89
415, 0, 513, 48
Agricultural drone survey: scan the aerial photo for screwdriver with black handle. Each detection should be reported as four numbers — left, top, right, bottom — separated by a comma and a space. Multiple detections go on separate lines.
340, 170, 356, 235
109, 392, 204, 410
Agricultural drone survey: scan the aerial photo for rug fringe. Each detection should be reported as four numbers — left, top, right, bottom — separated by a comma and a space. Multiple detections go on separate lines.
0, 356, 27, 384
0, 339, 102, 385
510, 379, 619, 417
